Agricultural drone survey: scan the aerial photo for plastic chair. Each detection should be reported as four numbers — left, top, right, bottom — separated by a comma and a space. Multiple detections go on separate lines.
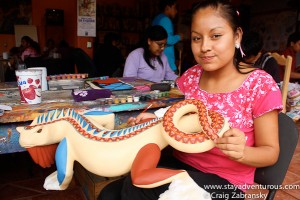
254, 112, 299, 200
269, 53, 292, 113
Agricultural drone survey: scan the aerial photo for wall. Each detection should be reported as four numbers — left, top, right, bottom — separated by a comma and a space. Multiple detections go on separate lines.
1, 0, 298, 57
0, 0, 94, 57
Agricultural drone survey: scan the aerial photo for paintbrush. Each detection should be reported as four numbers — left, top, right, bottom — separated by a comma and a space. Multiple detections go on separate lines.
138, 104, 154, 124
141, 104, 153, 114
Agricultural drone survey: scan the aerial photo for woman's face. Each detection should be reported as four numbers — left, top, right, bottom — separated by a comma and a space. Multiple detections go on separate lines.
291, 40, 300, 53
191, 7, 242, 72
148, 38, 167, 57
21, 39, 29, 48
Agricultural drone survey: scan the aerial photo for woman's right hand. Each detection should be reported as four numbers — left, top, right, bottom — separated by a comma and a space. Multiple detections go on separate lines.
127, 112, 156, 126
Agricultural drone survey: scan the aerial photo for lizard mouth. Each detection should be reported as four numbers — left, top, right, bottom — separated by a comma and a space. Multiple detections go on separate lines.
26, 144, 58, 168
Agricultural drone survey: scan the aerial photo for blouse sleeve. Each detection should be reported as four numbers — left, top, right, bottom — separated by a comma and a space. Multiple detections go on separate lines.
176, 65, 200, 94
252, 73, 283, 118
123, 51, 139, 77
176, 70, 187, 94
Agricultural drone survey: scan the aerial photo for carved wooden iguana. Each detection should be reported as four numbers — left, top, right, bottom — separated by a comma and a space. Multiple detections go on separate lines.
17, 99, 229, 191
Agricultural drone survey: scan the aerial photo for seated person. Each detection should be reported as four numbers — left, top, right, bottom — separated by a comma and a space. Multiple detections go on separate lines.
123, 25, 178, 83
241, 31, 280, 83
20, 35, 41, 61
94, 32, 125, 77
282, 32, 300, 82
43, 38, 57, 58
99, 1, 281, 199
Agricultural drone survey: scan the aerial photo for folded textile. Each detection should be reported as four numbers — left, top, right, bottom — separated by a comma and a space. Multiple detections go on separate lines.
92, 78, 133, 91
72, 89, 112, 102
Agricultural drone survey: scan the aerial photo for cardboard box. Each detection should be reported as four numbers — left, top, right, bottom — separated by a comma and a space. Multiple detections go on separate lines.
74, 162, 122, 200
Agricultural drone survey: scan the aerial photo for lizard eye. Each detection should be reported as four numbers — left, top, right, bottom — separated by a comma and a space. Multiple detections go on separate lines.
37, 128, 43, 133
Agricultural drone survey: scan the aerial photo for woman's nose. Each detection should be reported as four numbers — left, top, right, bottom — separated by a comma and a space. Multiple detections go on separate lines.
201, 38, 211, 52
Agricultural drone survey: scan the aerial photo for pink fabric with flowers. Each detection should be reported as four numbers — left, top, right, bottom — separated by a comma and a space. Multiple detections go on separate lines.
174, 65, 282, 190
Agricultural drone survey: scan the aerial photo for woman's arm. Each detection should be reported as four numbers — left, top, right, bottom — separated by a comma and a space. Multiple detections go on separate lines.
215, 110, 280, 167
159, 17, 181, 46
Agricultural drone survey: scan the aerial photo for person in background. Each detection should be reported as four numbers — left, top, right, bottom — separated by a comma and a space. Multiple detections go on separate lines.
20, 35, 40, 61
57, 40, 75, 74
43, 38, 57, 58
4, 47, 21, 81
94, 32, 125, 77
152, 0, 183, 74
99, 1, 282, 199
123, 25, 178, 83
282, 32, 300, 82
241, 31, 280, 83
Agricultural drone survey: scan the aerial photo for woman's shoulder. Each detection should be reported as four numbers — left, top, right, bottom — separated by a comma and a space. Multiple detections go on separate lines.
183, 65, 202, 75
128, 48, 143, 57
245, 69, 279, 90
178, 65, 202, 83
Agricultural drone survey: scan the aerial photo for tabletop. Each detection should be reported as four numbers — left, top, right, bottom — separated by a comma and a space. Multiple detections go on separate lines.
0, 79, 184, 123
0, 78, 184, 154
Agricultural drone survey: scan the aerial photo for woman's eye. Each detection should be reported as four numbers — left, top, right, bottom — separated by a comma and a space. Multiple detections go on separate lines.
211, 34, 221, 39
192, 36, 201, 41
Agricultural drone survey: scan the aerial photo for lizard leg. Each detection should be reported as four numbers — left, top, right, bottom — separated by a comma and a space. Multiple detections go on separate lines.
44, 138, 74, 190
131, 143, 187, 188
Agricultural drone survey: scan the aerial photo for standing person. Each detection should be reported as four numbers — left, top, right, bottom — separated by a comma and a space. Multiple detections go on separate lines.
241, 31, 280, 83
282, 32, 300, 82
99, 0, 282, 199
152, 0, 183, 74
123, 25, 178, 83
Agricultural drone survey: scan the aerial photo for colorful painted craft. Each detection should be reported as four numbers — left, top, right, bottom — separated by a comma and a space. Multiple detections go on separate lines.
17, 99, 229, 196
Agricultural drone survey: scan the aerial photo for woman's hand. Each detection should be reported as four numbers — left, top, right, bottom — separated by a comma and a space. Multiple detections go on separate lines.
127, 112, 157, 126
214, 128, 246, 161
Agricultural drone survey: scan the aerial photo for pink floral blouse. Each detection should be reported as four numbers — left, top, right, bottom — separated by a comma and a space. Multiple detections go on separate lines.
174, 65, 282, 189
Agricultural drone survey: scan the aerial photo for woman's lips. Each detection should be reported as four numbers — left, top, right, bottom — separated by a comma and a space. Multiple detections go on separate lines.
201, 56, 214, 62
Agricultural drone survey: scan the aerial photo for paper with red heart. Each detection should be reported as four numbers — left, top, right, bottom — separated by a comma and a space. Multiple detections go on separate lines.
15, 69, 42, 104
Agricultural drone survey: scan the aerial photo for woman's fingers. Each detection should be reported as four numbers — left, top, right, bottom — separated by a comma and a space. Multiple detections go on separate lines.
214, 128, 246, 160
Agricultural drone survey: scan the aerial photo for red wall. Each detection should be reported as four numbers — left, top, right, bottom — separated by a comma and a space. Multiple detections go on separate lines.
0, 0, 95, 58
0, 0, 201, 58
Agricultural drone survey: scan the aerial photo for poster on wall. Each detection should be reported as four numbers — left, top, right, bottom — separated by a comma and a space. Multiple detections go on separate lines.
77, 0, 96, 37
0, 0, 32, 34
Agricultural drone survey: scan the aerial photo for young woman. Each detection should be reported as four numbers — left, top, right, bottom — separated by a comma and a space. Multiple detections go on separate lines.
100, 1, 282, 199
123, 25, 178, 83
152, 0, 183, 73
20, 35, 40, 61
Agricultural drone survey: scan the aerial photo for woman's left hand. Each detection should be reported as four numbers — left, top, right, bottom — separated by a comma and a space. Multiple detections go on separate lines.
214, 128, 246, 161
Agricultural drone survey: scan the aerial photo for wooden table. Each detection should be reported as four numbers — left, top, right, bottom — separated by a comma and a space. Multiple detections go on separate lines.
0, 79, 184, 154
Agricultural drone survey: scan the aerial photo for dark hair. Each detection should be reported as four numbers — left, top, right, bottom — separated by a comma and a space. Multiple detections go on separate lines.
21, 35, 33, 44
104, 32, 121, 45
286, 32, 300, 47
191, 0, 247, 73
143, 25, 168, 70
21, 35, 41, 54
242, 31, 263, 59
158, 0, 177, 11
